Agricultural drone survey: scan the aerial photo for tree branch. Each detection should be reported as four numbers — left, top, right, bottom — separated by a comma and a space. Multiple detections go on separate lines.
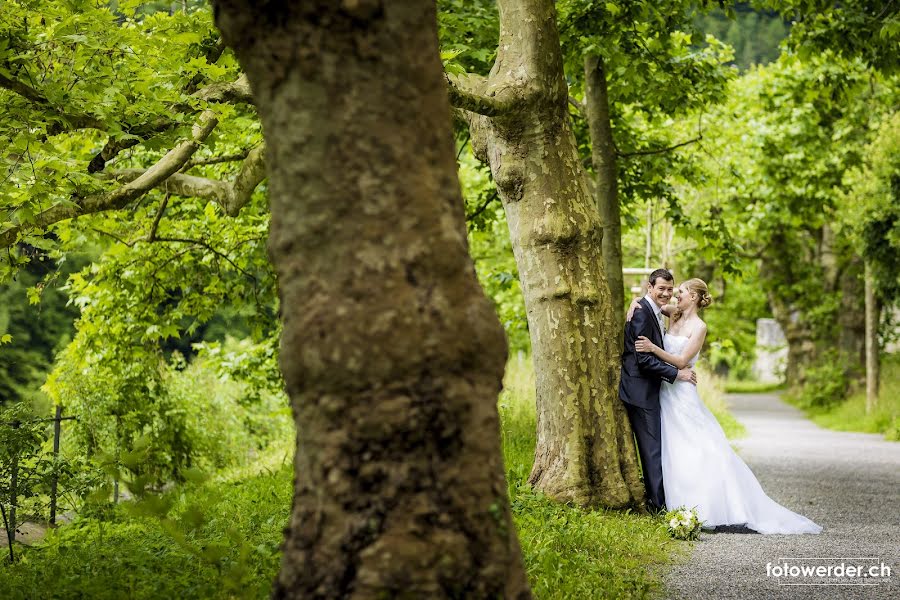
445, 72, 520, 117
87, 118, 172, 173
466, 191, 499, 222
185, 36, 227, 94
568, 95, 585, 115
184, 150, 251, 168
104, 142, 266, 216
149, 236, 257, 282
146, 194, 170, 242
455, 132, 470, 161
88, 75, 254, 174
616, 135, 702, 158
1, 110, 219, 248
194, 73, 253, 103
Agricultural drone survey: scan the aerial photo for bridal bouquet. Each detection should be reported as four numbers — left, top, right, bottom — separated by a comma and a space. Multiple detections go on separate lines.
664, 506, 702, 540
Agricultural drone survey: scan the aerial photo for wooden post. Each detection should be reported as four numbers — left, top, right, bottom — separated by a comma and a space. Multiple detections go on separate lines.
49, 405, 63, 526
645, 201, 653, 269
1, 501, 13, 563
113, 415, 120, 504
9, 421, 18, 545
865, 261, 880, 414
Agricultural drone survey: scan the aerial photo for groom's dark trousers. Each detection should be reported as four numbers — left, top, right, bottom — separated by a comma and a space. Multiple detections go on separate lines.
619, 297, 678, 512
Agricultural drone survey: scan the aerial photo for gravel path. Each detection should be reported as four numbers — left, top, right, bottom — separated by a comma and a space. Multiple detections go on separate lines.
663, 393, 899, 599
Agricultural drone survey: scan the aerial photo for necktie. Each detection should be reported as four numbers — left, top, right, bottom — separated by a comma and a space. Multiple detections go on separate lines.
657, 312, 665, 336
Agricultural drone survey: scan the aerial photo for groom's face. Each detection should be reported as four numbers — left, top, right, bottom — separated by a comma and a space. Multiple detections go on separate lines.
647, 277, 674, 308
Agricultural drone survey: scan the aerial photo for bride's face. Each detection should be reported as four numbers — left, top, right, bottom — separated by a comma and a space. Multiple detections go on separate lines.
675, 286, 695, 310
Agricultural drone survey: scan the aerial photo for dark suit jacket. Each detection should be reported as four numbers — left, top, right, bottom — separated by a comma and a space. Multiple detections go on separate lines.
619, 297, 678, 409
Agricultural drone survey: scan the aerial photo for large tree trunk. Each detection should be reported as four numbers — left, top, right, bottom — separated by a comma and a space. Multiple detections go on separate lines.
865, 260, 880, 413
212, 2, 531, 598
451, 0, 644, 508
584, 53, 625, 347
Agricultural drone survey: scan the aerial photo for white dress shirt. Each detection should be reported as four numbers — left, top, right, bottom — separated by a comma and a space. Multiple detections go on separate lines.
643, 293, 666, 337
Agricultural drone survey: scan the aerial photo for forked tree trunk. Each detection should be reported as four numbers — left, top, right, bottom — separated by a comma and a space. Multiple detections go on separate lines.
450, 0, 644, 508
212, 2, 531, 597
584, 54, 625, 345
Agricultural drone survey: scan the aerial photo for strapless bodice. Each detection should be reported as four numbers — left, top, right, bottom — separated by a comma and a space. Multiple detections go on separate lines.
664, 333, 698, 367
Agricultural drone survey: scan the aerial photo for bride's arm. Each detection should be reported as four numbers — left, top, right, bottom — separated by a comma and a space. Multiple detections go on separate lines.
628, 299, 675, 321
634, 322, 708, 369
634, 337, 690, 368
625, 298, 642, 322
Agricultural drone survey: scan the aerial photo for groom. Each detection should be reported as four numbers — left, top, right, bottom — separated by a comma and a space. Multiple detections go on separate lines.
619, 268, 696, 513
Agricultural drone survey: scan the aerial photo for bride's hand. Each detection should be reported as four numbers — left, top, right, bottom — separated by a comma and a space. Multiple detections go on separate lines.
634, 336, 657, 353
626, 298, 642, 322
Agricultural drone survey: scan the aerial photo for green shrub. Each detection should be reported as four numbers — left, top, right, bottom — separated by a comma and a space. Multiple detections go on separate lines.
46, 337, 292, 494
0, 459, 293, 600
792, 353, 849, 409
797, 353, 900, 441
164, 342, 292, 472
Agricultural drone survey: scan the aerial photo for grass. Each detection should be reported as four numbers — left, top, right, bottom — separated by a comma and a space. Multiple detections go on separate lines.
792, 354, 900, 441
499, 355, 687, 599
723, 380, 786, 394
1, 357, 710, 599
0, 457, 293, 599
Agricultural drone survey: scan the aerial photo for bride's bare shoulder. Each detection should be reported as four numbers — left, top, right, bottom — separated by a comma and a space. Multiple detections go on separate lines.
684, 317, 707, 337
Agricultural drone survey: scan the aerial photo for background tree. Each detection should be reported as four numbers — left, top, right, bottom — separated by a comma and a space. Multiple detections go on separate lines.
762, 0, 900, 73
558, 0, 734, 339
839, 111, 900, 411
667, 51, 898, 399
0, 254, 82, 407
695, 2, 790, 69
0, 0, 277, 482
446, 0, 651, 509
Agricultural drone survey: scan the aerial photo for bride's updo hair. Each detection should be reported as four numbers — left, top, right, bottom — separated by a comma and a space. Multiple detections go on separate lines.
683, 278, 713, 309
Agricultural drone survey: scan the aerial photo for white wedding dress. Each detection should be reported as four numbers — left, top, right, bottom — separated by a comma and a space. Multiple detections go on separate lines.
659, 334, 822, 534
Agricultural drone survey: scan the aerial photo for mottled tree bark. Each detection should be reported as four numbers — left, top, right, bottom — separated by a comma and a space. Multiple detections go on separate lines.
584, 54, 625, 347
212, 1, 531, 598
450, 0, 644, 508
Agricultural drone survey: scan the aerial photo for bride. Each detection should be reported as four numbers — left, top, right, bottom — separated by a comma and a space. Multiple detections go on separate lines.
627, 278, 822, 534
